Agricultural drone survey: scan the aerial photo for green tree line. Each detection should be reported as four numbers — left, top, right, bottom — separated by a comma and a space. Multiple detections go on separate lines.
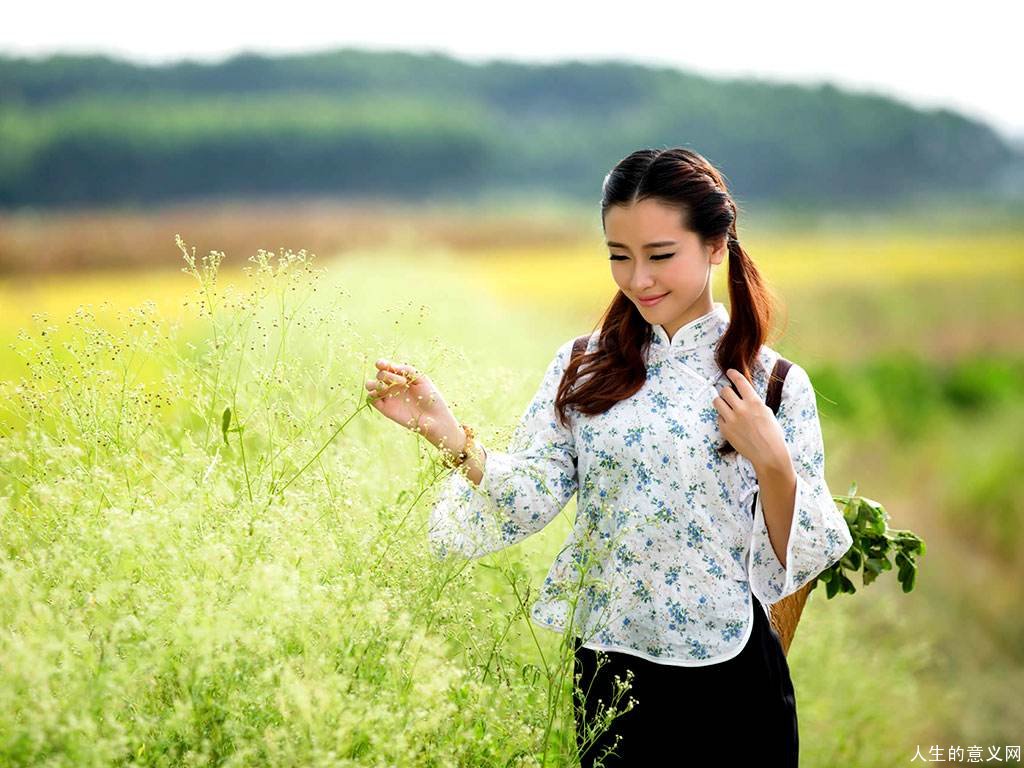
0, 49, 1020, 208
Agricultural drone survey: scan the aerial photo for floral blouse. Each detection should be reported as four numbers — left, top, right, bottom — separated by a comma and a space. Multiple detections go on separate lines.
428, 302, 854, 666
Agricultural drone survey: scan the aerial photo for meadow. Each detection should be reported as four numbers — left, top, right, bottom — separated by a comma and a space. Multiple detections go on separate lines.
0, 205, 1022, 766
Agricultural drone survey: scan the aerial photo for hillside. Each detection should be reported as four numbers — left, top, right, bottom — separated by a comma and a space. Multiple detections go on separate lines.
1, 49, 1021, 209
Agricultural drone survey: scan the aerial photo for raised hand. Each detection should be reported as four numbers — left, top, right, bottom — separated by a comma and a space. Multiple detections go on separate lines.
712, 368, 790, 473
365, 358, 460, 451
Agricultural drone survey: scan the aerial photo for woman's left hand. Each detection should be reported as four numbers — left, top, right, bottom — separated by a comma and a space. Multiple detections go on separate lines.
712, 368, 790, 471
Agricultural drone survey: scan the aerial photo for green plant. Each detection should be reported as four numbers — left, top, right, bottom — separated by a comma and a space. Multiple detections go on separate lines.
815, 482, 926, 599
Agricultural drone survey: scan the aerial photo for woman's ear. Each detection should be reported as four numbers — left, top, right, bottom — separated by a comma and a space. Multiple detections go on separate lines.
709, 235, 729, 264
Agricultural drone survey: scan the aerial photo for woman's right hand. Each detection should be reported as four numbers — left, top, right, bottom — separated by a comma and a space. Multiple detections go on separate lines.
365, 358, 460, 451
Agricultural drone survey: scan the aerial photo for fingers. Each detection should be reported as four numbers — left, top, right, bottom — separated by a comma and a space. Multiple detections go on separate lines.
365, 368, 410, 398
717, 382, 740, 408
376, 358, 421, 384
711, 394, 731, 418
724, 368, 758, 399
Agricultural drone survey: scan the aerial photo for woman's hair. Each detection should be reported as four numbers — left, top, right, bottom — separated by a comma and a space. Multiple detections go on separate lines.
554, 147, 778, 454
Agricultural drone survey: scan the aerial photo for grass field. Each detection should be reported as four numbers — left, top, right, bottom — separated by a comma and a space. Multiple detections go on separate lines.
1, 211, 1022, 766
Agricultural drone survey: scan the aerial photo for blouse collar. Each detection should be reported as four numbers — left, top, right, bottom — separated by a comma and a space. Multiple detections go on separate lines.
649, 301, 730, 353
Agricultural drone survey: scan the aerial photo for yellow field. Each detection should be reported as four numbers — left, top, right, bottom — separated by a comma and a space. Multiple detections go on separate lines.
5, 229, 1021, 355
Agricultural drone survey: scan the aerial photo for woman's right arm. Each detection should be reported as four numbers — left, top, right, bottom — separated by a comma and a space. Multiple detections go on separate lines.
367, 338, 580, 561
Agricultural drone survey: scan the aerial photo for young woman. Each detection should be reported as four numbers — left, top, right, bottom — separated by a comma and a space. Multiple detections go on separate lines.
367, 147, 853, 766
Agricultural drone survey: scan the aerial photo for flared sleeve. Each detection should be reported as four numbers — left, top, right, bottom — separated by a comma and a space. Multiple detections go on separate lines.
428, 338, 579, 560
746, 362, 854, 604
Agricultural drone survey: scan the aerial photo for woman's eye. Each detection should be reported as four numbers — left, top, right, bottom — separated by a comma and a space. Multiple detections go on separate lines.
608, 253, 675, 261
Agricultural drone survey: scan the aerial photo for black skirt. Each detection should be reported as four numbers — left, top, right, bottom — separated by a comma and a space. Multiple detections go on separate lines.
572, 597, 799, 767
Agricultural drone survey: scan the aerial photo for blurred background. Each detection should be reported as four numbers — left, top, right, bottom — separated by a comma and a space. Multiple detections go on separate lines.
2, 1, 1022, 765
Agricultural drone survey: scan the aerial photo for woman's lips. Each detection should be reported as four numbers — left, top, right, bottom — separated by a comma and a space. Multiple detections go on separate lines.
637, 291, 669, 306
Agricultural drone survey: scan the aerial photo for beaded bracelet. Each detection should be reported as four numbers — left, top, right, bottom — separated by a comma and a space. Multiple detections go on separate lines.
441, 423, 477, 469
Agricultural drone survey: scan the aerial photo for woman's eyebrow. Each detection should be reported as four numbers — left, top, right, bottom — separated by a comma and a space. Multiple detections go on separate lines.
606, 240, 678, 249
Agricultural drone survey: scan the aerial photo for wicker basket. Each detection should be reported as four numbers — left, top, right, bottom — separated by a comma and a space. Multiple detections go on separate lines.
767, 580, 815, 655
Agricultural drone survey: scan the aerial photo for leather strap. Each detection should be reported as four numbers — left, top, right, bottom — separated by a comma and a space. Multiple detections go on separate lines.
764, 356, 792, 415
752, 355, 792, 516
571, 334, 589, 361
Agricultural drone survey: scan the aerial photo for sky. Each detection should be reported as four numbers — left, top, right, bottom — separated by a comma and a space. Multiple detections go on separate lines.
4, 0, 1022, 142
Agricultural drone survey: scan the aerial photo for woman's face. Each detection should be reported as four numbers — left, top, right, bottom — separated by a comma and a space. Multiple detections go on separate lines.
604, 198, 727, 336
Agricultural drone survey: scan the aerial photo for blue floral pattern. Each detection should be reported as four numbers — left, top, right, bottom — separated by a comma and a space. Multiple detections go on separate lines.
428, 302, 854, 667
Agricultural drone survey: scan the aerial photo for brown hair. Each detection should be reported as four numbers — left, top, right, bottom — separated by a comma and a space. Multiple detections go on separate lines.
554, 147, 778, 454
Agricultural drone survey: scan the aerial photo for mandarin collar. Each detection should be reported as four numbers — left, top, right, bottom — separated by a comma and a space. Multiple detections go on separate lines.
649, 302, 730, 353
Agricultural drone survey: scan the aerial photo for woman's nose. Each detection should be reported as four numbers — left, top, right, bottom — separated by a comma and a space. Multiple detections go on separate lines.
630, 275, 656, 292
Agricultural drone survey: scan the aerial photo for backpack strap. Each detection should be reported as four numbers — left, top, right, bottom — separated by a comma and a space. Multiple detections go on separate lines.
751, 355, 793, 517
565, 335, 592, 470
764, 356, 793, 415
571, 333, 590, 362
